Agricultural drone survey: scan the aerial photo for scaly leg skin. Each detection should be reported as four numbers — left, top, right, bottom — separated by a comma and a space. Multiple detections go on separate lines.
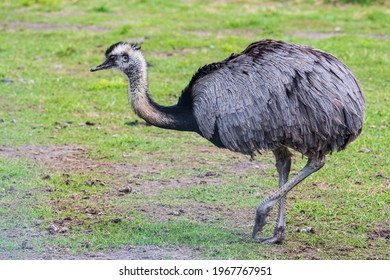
253, 147, 292, 244
270, 148, 292, 243
253, 155, 325, 244
255, 197, 287, 244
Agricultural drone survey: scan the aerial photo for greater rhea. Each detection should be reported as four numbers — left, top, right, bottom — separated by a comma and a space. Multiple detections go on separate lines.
91, 40, 365, 243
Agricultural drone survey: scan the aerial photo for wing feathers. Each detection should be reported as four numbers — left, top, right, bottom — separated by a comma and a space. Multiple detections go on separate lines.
189, 40, 364, 156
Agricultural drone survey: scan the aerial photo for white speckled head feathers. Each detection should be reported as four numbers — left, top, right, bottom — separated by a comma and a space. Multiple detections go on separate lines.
105, 42, 141, 57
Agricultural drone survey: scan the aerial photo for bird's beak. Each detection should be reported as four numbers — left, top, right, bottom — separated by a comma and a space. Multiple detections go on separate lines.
90, 59, 114, 72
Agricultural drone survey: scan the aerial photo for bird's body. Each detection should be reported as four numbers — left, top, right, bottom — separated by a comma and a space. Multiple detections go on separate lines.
91, 39, 364, 243
181, 40, 364, 157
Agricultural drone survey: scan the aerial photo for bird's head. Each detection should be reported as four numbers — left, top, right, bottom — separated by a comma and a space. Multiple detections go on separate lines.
90, 42, 144, 74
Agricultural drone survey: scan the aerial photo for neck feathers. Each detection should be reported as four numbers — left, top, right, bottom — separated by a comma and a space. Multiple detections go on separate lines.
125, 54, 198, 132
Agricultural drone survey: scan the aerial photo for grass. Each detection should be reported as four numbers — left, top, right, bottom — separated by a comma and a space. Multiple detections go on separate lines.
0, 0, 389, 260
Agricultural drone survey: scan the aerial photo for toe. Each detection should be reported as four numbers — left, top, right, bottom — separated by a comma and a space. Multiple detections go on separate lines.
253, 235, 284, 244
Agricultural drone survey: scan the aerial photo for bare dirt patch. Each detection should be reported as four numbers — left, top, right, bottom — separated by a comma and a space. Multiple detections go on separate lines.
291, 31, 390, 40
0, 144, 104, 173
278, 242, 321, 260
369, 222, 390, 244
84, 245, 204, 260
0, 21, 110, 33
132, 201, 254, 230
185, 29, 258, 39
149, 47, 210, 59
0, 245, 203, 260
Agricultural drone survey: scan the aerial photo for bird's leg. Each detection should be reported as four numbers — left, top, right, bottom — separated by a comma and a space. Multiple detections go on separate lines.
252, 155, 325, 243
257, 147, 292, 244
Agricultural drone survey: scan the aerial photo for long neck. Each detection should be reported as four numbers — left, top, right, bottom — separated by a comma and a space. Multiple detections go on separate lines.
124, 55, 198, 132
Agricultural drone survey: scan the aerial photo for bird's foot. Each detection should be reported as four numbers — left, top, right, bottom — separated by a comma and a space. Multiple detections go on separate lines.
253, 226, 285, 244
253, 236, 283, 244
252, 200, 285, 244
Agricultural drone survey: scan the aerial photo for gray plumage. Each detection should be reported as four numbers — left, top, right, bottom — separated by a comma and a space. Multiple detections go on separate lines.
91, 39, 365, 244
187, 40, 364, 157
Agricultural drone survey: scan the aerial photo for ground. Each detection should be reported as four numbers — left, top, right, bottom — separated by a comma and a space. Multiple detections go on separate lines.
0, 0, 389, 260
1, 141, 388, 259
0, 143, 264, 259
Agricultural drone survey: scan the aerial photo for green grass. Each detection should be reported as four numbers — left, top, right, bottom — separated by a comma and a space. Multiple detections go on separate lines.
0, 0, 389, 260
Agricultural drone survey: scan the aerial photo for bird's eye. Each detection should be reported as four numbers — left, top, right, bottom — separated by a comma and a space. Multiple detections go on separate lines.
122, 54, 129, 62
